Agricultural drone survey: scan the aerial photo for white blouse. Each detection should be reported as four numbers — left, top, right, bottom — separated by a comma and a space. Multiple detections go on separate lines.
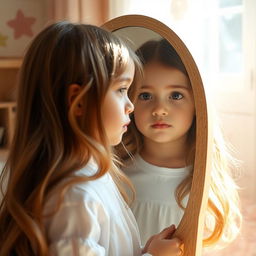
124, 154, 191, 246
43, 160, 150, 256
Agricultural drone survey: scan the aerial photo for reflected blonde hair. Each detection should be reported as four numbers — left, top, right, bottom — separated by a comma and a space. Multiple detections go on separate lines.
116, 39, 241, 248
0, 21, 142, 256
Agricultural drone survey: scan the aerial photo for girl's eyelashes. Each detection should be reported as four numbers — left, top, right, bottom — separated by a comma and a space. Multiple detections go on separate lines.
118, 87, 128, 94
138, 91, 184, 101
138, 92, 152, 100
170, 91, 184, 100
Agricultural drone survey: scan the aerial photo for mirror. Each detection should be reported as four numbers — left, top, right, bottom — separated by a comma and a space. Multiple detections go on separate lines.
114, 27, 192, 244
102, 15, 212, 256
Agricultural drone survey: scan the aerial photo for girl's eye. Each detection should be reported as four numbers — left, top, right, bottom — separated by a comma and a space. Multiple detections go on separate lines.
138, 92, 152, 101
170, 92, 183, 100
118, 87, 127, 94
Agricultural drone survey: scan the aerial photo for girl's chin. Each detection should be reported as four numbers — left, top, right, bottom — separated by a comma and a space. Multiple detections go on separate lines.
110, 136, 123, 146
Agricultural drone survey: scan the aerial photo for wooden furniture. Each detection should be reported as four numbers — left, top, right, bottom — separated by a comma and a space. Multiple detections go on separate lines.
102, 15, 212, 256
0, 58, 21, 161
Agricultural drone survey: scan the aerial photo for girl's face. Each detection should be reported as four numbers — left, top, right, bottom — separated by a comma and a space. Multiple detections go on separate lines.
102, 59, 135, 146
134, 61, 195, 147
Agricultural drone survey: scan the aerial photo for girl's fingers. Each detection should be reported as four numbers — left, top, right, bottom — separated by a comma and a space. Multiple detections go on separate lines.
142, 235, 156, 253
170, 237, 182, 247
168, 247, 183, 256
158, 224, 176, 239
143, 225, 183, 255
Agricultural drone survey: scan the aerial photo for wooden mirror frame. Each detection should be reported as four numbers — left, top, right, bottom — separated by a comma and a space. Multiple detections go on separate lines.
102, 15, 212, 256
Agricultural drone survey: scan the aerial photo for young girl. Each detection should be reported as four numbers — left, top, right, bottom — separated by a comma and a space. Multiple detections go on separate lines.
117, 39, 242, 249
0, 22, 182, 256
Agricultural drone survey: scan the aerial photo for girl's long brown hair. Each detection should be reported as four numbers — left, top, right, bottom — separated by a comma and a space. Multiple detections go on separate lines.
0, 21, 142, 256
117, 39, 241, 248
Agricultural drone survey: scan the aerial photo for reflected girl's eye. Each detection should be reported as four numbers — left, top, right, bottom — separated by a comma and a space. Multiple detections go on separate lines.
170, 92, 183, 100
138, 92, 152, 101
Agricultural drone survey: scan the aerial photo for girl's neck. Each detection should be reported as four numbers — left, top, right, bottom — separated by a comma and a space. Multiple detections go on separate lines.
140, 137, 189, 168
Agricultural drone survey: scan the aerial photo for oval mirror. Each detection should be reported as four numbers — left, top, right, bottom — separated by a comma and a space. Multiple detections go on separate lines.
102, 15, 212, 256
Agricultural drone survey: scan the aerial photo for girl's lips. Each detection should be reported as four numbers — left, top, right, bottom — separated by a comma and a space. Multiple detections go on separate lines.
123, 121, 131, 131
151, 123, 171, 129
123, 121, 130, 127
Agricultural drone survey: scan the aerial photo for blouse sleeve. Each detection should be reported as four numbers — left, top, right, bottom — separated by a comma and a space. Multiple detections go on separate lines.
44, 190, 109, 256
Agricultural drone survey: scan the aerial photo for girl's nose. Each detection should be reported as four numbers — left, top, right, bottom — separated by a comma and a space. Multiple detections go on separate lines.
126, 98, 134, 114
152, 103, 168, 116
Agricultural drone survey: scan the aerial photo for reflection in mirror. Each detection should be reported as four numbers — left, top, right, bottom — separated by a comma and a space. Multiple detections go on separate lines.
113, 26, 161, 50
115, 28, 194, 246
112, 24, 241, 254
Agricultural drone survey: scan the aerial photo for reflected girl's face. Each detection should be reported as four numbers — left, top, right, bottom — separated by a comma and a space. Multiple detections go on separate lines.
134, 61, 195, 146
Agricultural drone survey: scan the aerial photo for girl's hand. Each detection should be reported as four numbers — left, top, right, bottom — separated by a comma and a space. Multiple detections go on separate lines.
142, 225, 183, 256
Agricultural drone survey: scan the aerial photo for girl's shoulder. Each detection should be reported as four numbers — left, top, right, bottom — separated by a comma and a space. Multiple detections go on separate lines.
45, 162, 112, 209
122, 154, 139, 173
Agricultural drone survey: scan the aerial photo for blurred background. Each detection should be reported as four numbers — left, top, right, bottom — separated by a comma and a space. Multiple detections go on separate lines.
0, 0, 255, 255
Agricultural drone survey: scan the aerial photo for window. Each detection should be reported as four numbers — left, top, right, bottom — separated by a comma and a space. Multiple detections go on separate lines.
110, 0, 255, 95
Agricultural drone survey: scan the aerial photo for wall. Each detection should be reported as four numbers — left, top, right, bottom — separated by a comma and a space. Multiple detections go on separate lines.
0, 0, 48, 57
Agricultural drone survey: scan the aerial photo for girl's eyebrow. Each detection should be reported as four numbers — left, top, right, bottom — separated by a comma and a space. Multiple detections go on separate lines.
140, 85, 190, 90
116, 77, 133, 83
112, 77, 133, 87
112, 77, 134, 89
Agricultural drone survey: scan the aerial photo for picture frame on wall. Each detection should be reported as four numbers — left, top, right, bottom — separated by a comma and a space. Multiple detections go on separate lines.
0, 1, 48, 57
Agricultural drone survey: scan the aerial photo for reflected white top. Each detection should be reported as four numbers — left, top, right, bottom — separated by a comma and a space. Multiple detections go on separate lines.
43, 160, 150, 256
124, 154, 191, 246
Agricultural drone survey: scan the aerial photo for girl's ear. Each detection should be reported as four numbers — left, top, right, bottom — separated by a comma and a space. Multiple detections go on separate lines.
67, 84, 83, 116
